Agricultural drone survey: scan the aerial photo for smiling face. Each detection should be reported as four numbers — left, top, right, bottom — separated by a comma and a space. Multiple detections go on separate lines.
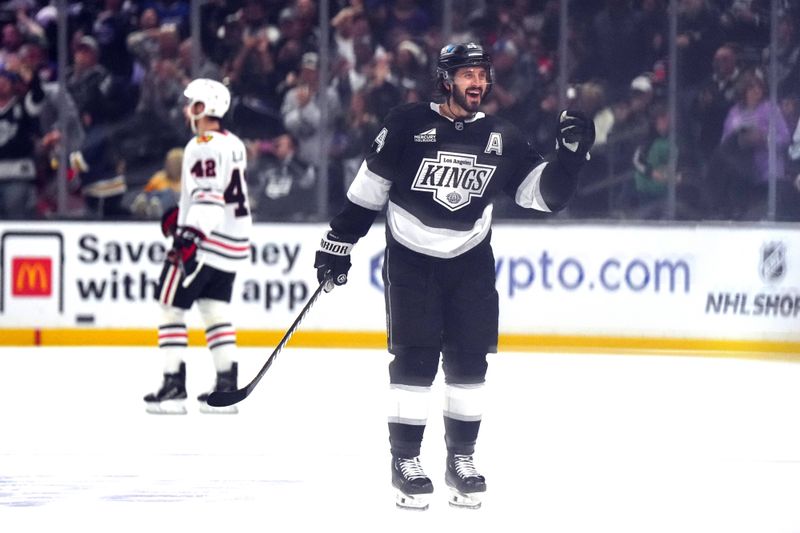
448, 66, 489, 115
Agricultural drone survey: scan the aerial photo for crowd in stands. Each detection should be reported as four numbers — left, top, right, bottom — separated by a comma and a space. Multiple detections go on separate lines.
0, 0, 799, 222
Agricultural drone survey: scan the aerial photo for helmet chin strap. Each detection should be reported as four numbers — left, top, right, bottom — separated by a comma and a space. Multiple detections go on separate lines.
189, 109, 205, 134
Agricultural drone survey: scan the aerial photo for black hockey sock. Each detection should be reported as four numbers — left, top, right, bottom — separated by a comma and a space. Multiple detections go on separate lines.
389, 422, 426, 458
444, 416, 480, 456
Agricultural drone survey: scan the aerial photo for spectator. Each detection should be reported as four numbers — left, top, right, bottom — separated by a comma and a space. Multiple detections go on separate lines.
92, 0, 135, 78
676, 0, 723, 91
393, 39, 430, 101
115, 24, 188, 169
331, 6, 360, 67
281, 51, 341, 168
631, 102, 675, 217
384, 0, 431, 45
589, 0, 646, 102
18, 38, 55, 83
130, 147, 183, 218
0, 22, 25, 67
608, 74, 656, 174
142, 0, 190, 37
127, 8, 162, 80
19, 42, 86, 217
250, 133, 317, 221
66, 35, 115, 135
363, 52, 401, 122
719, 0, 770, 63
334, 88, 380, 191
227, 26, 281, 138
119, 56, 188, 165
0, 64, 43, 219
71, 135, 129, 220
690, 44, 742, 167
178, 38, 221, 82
767, 13, 800, 98
636, 0, 669, 73
706, 71, 790, 219
482, 39, 530, 123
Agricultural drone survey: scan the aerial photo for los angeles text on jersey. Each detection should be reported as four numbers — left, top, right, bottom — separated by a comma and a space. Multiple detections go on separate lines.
411, 151, 496, 211
705, 291, 800, 317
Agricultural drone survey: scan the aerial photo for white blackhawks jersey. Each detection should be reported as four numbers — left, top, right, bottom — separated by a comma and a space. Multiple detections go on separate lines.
178, 129, 252, 272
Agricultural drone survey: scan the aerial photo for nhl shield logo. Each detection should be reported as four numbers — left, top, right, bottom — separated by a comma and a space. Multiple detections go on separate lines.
759, 241, 786, 284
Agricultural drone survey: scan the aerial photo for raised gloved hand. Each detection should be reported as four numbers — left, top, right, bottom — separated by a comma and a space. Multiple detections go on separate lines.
168, 226, 205, 281
314, 231, 355, 292
555, 109, 596, 170
160, 206, 179, 237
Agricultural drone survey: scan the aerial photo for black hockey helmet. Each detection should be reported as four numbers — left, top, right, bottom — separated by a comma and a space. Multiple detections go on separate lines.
436, 42, 493, 97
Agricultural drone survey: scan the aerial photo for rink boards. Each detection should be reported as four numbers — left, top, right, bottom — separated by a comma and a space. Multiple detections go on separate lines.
0, 221, 798, 358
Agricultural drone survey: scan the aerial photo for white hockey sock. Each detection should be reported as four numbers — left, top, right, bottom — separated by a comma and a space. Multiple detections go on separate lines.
205, 323, 236, 372
444, 382, 485, 423
158, 323, 187, 374
388, 383, 431, 426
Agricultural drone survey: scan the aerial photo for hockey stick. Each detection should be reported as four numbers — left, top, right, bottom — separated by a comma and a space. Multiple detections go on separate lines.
206, 279, 328, 407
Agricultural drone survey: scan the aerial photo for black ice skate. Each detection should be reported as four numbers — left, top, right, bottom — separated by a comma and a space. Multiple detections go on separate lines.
392, 455, 434, 510
197, 362, 238, 414
143, 362, 187, 414
445, 454, 486, 509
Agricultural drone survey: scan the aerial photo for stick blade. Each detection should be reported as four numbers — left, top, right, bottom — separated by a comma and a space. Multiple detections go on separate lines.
206, 388, 248, 407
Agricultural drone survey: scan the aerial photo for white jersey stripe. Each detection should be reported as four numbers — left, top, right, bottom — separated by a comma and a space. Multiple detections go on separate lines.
514, 161, 551, 212
347, 160, 391, 210
386, 201, 493, 258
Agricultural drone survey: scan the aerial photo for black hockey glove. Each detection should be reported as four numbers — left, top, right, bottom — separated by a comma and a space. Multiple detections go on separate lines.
555, 110, 596, 173
160, 205, 179, 237
168, 226, 205, 280
314, 231, 355, 292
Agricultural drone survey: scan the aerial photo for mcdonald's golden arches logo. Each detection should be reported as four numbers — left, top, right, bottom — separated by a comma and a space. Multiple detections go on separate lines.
12, 257, 52, 297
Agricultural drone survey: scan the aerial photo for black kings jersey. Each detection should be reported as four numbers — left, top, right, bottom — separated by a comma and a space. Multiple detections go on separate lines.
346, 102, 551, 258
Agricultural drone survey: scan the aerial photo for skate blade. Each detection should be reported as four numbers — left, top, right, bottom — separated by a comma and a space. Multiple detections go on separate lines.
145, 400, 187, 415
394, 488, 430, 511
448, 487, 482, 509
198, 402, 238, 414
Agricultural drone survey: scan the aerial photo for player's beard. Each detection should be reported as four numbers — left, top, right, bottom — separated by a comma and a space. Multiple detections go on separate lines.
451, 84, 483, 114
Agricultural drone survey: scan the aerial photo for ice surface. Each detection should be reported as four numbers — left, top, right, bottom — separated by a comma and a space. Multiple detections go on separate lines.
1, 346, 799, 533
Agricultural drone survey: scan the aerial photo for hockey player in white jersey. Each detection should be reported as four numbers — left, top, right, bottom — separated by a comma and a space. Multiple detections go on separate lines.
144, 78, 252, 414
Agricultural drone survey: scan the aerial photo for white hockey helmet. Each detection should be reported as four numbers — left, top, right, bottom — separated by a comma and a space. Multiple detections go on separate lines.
183, 78, 231, 132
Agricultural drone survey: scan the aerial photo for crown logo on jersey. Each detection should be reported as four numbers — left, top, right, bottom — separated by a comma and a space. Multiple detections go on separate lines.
414, 128, 436, 142
411, 151, 496, 211
196, 133, 214, 143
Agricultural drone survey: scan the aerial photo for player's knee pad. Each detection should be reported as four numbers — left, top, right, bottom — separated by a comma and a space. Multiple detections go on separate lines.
196, 299, 230, 329
442, 351, 488, 385
389, 346, 440, 387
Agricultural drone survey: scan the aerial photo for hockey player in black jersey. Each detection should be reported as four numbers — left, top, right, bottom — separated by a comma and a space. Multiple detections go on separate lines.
315, 42, 595, 510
